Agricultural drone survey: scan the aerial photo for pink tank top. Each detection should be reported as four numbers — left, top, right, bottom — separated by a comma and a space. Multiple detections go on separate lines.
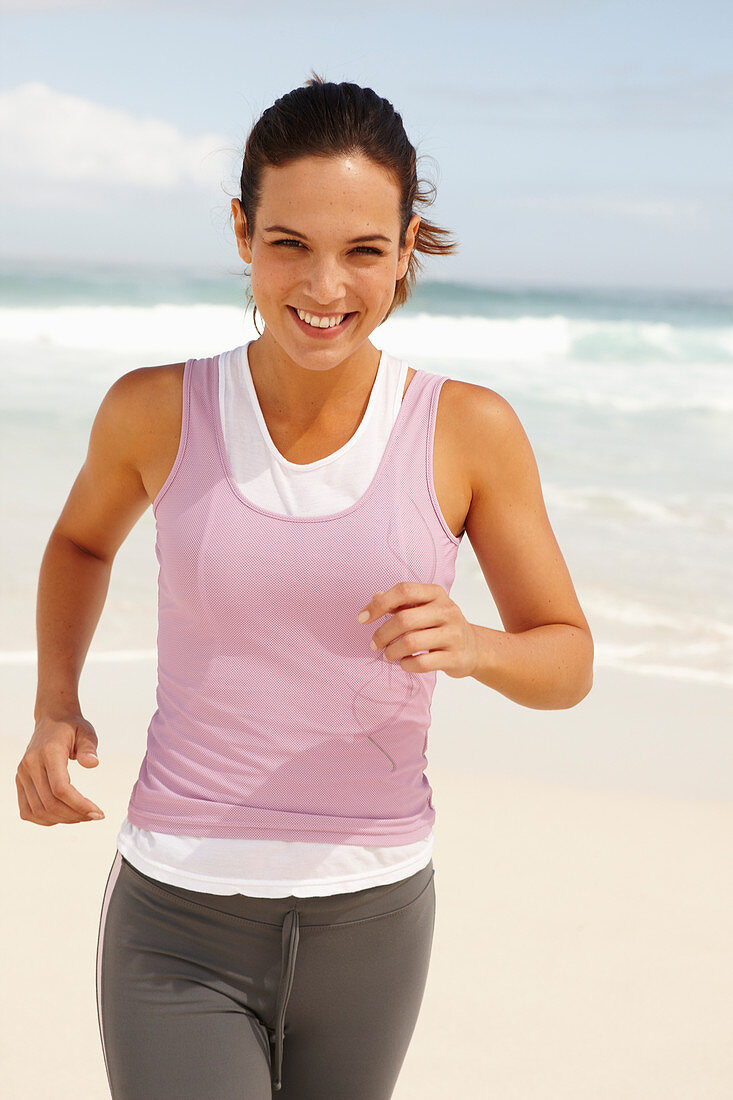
126, 351, 464, 845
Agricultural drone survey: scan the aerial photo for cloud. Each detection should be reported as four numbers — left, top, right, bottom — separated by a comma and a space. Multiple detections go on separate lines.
0, 83, 235, 205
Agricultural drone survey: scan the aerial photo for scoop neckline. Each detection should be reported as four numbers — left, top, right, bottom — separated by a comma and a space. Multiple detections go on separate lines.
239, 340, 388, 472
212, 343, 424, 524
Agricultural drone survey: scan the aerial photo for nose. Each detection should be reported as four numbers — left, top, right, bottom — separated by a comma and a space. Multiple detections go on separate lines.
304, 254, 347, 307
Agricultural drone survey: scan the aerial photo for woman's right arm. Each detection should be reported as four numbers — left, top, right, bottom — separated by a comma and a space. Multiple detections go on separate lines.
16, 368, 162, 826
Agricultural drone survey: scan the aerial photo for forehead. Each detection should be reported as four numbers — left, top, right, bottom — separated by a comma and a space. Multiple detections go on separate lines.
257, 154, 401, 233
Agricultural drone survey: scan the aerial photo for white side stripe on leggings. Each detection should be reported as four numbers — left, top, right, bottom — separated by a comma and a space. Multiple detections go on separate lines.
96, 851, 123, 1090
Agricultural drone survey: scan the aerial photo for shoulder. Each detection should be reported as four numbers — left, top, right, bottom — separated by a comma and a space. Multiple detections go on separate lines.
439, 376, 528, 452
95, 362, 186, 462
105, 361, 185, 409
440, 377, 518, 426
439, 378, 537, 502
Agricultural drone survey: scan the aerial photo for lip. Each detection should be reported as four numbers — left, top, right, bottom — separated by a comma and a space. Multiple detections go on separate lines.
288, 305, 356, 338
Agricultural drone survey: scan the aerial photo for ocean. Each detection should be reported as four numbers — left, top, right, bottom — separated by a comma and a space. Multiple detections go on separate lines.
2, 256, 732, 689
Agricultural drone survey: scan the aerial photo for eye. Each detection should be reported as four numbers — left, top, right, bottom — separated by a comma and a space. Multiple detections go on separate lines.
270, 239, 382, 256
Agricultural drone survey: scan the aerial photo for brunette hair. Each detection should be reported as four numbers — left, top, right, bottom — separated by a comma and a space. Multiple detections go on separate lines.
232, 72, 458, 333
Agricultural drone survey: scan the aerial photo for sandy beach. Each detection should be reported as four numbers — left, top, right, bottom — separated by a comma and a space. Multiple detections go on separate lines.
3, 659, 732, 1099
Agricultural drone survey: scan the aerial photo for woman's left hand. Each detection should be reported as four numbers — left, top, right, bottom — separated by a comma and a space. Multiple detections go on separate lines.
357, 582, 480, 680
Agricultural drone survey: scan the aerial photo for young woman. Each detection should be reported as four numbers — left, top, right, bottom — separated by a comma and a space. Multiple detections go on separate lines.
16, 75, 593, 1099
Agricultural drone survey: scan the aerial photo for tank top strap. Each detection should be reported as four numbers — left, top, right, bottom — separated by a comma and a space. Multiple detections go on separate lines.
388, 365, 449, 459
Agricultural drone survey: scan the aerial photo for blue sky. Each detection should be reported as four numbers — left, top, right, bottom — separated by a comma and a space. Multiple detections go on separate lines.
1, 0, 731, 291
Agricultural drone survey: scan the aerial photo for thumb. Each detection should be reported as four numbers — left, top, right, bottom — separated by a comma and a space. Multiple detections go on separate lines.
75, 729, 99, 768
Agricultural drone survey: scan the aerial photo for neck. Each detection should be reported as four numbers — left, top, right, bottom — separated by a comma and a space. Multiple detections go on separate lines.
246, 333, 382, 426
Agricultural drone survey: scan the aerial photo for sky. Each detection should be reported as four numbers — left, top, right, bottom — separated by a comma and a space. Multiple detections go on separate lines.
1, 0, 731, 292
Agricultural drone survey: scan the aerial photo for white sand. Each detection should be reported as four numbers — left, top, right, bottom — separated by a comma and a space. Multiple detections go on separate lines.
3, 663, 733, 1098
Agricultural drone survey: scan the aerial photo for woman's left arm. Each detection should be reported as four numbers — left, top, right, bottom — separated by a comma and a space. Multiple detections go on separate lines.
459, 385, 594, 709
358, 385, 594, 710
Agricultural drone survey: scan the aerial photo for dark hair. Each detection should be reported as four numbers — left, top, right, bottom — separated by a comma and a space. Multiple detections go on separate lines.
232, 72, 458, 333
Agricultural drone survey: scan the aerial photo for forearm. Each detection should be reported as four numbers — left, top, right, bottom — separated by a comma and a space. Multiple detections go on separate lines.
34, 531, 113, 720
468, 622, 594, 709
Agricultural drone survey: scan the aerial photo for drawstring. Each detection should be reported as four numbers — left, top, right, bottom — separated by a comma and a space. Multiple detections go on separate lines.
270, 907, 300, 1091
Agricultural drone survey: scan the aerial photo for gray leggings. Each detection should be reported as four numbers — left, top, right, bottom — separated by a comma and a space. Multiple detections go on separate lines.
96, 851, 436, 1099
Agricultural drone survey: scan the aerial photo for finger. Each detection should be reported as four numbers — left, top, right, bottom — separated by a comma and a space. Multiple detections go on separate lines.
396, 648, 444, 673
358, 590, 413, 625
370, 603, 437, 651
388, 583, 442, 614
359, 583, 441, 626
16, 771, 54, 826
357, 592, 384, 624
16, 775, 58, 826
42, 742, 104, 818
35, 765, 94, 824
74, 729, 99, 767
76, 748, 100, 768
382, 626, 446, 663
17, 771, 94, 826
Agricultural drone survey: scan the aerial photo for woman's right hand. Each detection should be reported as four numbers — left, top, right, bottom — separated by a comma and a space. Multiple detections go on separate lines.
16, 714, 105, 826
18, 367, 164, 829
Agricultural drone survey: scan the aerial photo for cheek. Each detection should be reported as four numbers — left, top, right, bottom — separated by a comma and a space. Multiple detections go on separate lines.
360, 264, 398, 300
250, 258, 287, 301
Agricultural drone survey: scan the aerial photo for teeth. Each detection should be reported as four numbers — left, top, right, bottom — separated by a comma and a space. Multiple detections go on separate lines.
296, 309, 346, 329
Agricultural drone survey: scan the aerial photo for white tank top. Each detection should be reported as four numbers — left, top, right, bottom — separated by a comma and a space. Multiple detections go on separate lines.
116, 342, 434, 896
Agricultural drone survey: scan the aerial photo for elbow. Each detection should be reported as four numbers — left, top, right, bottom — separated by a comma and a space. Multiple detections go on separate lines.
572, 667, 594, 707
553, 670, 593, 710
569, 645, 595, 708
561, 631, 594, 709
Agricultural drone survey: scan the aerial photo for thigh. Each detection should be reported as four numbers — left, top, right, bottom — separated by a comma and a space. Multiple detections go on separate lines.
96, 853, 273, 1100
279, 864, 436, 1100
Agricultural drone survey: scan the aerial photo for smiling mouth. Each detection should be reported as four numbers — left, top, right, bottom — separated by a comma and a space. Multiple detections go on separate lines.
288, 305, 356, 332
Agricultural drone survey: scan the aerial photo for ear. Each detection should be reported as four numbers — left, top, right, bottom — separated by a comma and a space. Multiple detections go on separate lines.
232, 199, 253, 265
396, 213, 421, 280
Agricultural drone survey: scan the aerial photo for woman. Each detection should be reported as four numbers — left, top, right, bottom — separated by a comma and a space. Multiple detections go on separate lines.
16, 75, 593, 1099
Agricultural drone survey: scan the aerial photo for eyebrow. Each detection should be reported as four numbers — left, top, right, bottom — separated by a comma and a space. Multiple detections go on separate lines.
263, 225, 392, 245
